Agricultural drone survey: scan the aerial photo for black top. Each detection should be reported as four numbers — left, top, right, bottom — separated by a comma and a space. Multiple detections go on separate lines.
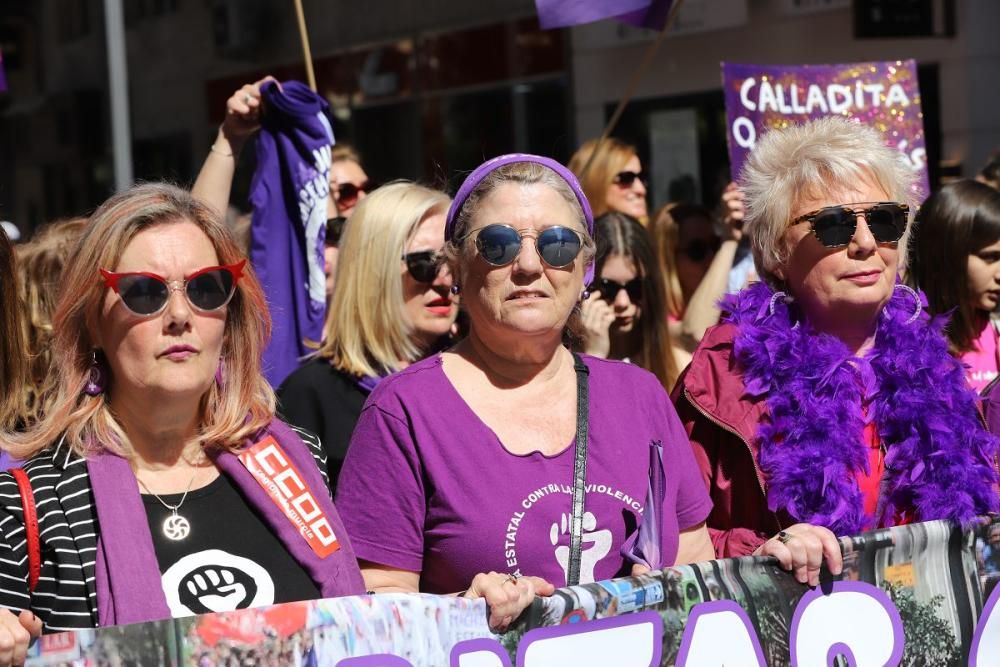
144, 473, 321, 616
277, 358, 369, 492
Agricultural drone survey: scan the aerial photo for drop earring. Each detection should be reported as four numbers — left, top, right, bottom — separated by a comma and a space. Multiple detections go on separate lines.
84, 350, 107, 397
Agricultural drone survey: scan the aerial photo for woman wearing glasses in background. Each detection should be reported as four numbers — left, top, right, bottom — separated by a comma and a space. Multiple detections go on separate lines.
647, 188, 747, 367
336, 154, 717, 632
579, 212, 681, 390
0, 184, 364, 643
278, 182, 456, 491
673, 118, 998, 576
568, 138, 649, 223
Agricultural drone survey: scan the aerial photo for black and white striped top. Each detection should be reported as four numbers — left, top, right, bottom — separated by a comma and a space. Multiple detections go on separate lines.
0, 425, 329, 633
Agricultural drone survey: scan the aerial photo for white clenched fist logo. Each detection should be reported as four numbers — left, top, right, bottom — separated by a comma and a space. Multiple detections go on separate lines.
550, 511, 612, 584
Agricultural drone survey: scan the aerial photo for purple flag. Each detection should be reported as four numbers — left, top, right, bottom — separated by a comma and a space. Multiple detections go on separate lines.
722, 60, 930, 200
249, 80, 332, 387
0, 48, 7, 93
536, 0, 673, 30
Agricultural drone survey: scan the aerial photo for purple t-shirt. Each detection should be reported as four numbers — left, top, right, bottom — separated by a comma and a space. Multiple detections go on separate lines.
336, 354, 712, 594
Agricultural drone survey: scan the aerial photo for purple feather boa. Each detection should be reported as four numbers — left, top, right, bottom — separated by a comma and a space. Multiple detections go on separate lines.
722, 281, 999, 535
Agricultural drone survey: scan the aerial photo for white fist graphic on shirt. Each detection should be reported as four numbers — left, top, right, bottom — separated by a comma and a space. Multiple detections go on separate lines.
550, 511, 612, 584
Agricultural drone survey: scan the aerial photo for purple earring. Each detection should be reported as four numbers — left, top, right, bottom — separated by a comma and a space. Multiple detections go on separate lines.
215, 358, 226, 388
450, 284, 461, 295
84, 351, 107, 397
580, 290, 591, 301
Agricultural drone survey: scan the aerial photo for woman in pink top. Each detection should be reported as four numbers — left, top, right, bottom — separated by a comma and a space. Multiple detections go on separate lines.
907, 180, 1000, 393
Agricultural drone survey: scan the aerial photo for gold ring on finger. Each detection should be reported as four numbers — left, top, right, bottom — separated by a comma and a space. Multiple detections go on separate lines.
504, 574, 518, 586
776, 530, 794, 544
243, 94, 253, 105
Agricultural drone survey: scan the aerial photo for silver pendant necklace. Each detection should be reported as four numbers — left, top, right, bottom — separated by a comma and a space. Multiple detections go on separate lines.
137, 473, 198, 541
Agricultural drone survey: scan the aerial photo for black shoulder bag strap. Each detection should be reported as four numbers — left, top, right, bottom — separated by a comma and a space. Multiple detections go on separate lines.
567, 353, 590, 587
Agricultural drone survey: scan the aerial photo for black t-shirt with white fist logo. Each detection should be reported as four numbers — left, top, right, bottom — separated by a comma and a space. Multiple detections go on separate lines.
143, 473, 321, 617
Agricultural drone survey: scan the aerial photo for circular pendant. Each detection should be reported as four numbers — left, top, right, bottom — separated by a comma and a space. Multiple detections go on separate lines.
163, 514, 191, 541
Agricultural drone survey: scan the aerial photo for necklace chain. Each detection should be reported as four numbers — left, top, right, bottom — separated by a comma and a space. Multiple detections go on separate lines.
136, 472, 198, 512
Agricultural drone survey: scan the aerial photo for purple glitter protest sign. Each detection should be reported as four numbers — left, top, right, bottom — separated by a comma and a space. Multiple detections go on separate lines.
722, 60, 930, 200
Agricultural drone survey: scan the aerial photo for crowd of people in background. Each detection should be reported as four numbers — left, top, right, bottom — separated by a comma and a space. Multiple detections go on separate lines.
0, 71, 998, 665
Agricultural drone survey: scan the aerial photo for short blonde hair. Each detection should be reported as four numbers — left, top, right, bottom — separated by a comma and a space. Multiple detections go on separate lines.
331, 144, 362, 165
317, 182, 451, 377
741, 116, 917, 288
568, 138, 636, 218
4, 183, 275, 460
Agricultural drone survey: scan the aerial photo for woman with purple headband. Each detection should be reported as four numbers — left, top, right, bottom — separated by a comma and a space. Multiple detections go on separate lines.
336, 154, 715, 630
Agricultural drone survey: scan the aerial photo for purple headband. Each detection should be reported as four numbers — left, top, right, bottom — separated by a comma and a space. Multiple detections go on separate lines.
445, 153, 595, 283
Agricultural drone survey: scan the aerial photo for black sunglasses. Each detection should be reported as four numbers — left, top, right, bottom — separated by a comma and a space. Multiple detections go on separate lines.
469, 224, 584, 269
680, 237, 722, 263
335, 181, 373, 207
402, 250, 445, 284
612, 170, 646, 188
326, 216, 346, 247
791, 202, 909, 248
592, 277, 642, 303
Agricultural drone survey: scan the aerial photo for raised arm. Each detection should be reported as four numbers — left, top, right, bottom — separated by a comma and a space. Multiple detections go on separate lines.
191, 76, 275, 216
679, 183, 745, 345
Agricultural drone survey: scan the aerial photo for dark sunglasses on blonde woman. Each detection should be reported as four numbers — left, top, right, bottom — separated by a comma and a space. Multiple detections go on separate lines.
790, 202, 908, 248
402, 251, 445, 284
101, 261, 245, 316
335, 181, 373, 208
612, 171, 646, 188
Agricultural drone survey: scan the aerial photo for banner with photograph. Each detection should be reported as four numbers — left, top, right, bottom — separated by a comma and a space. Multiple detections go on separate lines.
721, 60, 930, 199
27, 517, 1000, 666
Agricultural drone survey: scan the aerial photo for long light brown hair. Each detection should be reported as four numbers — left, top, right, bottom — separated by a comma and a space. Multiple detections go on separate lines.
0, 227, 26, 430
568, 138, 636, 219
16, 218, 88, 426
594, 212, 680, 390
648, 202, 714, 320
4, 183, 276, 460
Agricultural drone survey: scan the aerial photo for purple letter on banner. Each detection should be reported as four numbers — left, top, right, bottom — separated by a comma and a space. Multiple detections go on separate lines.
970, 582, 1000, 666
721, 60, 930, 200
790, 581, 904, 666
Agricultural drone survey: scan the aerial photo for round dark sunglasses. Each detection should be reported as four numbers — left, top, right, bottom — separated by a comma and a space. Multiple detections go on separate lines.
100, 260, 246, 316
790, 202, 909, 248
612, 170, 646, 188
402, 250, 445, 284
469, 224, 584, 268
592, 277, 642, 303
334, 180, 373, 208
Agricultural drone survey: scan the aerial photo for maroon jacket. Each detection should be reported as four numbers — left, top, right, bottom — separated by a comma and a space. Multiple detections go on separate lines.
671, 322, 785, 558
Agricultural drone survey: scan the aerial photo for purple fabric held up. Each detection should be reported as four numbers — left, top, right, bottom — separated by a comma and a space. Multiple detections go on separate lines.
620, 440, 665, 570
336, 354, 712, 593
250, 80, 333, 388
535, 0, 673, 30
89, 418, 363, 625
0, 49, 7, 93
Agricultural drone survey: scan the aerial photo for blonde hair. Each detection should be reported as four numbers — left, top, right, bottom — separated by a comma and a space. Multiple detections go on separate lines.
741, 116, 917, 289
15, 218, 88, 426
331, 144, 362, 165
568, 138, 637, 218
317, 182, 451, 377
648, 202, 715, 319
4, 183, 275, 460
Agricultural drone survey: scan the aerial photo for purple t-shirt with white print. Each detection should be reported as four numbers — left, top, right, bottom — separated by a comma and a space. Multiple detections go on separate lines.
335, 353, 712, 594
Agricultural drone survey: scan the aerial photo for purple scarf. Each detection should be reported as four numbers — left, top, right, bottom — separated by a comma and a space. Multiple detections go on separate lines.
88, 419, 364, 626
723, 282, 999, 536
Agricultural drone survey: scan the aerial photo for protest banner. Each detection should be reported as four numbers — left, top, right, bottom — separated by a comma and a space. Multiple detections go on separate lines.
27, 516, 1000, 665
722, 60, 930, 199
